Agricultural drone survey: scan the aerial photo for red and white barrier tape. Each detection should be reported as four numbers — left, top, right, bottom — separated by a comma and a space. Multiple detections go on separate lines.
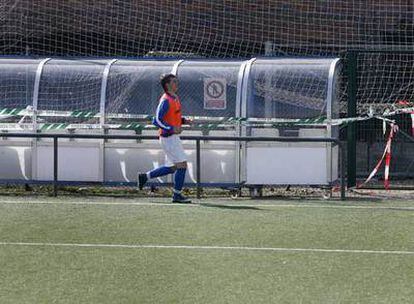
358, 123, 399, 190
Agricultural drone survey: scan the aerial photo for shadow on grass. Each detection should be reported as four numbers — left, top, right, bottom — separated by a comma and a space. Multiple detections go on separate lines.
199, 203, 262, 210
387, 207, 414, 212
249, 195, 384, 204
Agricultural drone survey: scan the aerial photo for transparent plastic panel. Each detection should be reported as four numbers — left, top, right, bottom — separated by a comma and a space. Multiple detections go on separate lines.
106, 60, 176, 122
248, 58, 334, 119
177, 61, 242, 118
37, 59, 107, 123
0, 58, 41, 112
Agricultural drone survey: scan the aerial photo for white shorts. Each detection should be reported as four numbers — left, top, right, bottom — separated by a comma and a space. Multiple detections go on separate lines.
159, 134, 187, 166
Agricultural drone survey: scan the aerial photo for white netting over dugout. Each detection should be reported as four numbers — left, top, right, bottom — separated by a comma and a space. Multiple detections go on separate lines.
0, 1, 413, 117
356, 52, 414, 114
0, 1, 412, 57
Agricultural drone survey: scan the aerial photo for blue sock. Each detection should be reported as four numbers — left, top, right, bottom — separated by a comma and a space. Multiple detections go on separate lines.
173, 168, 186, 194
147, 166, 174, 179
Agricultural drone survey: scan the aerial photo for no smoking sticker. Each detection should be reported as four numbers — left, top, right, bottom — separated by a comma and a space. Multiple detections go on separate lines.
204, 78, 227, 110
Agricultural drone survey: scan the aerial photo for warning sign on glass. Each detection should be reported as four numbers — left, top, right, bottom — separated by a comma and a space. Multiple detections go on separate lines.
204, 78, 227, 110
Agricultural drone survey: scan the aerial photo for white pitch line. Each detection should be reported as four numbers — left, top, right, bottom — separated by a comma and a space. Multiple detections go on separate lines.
0, 241, 413, 255
0, 200, 413, 210
0, 200, 196, 208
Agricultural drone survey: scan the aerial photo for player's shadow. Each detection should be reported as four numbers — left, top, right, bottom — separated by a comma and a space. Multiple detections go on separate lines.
249, 195, 384, 203
387, 207, 414, 212
198, 203, 262, 210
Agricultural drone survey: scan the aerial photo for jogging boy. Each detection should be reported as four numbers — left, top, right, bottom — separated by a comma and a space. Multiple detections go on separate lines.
138, 73, 191, 203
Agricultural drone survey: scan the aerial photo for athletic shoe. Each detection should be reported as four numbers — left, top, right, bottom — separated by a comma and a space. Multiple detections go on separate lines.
172, 193, 192, 204
138, 173, 148, 190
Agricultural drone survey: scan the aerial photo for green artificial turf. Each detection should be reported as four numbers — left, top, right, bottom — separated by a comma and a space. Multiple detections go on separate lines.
0, 196, 413, 303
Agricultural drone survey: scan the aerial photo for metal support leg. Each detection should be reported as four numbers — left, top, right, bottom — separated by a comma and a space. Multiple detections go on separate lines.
347, 51, 358, 188
196, 139, 201, 199
53, 136, 58, 197
340, 142, 346, 201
